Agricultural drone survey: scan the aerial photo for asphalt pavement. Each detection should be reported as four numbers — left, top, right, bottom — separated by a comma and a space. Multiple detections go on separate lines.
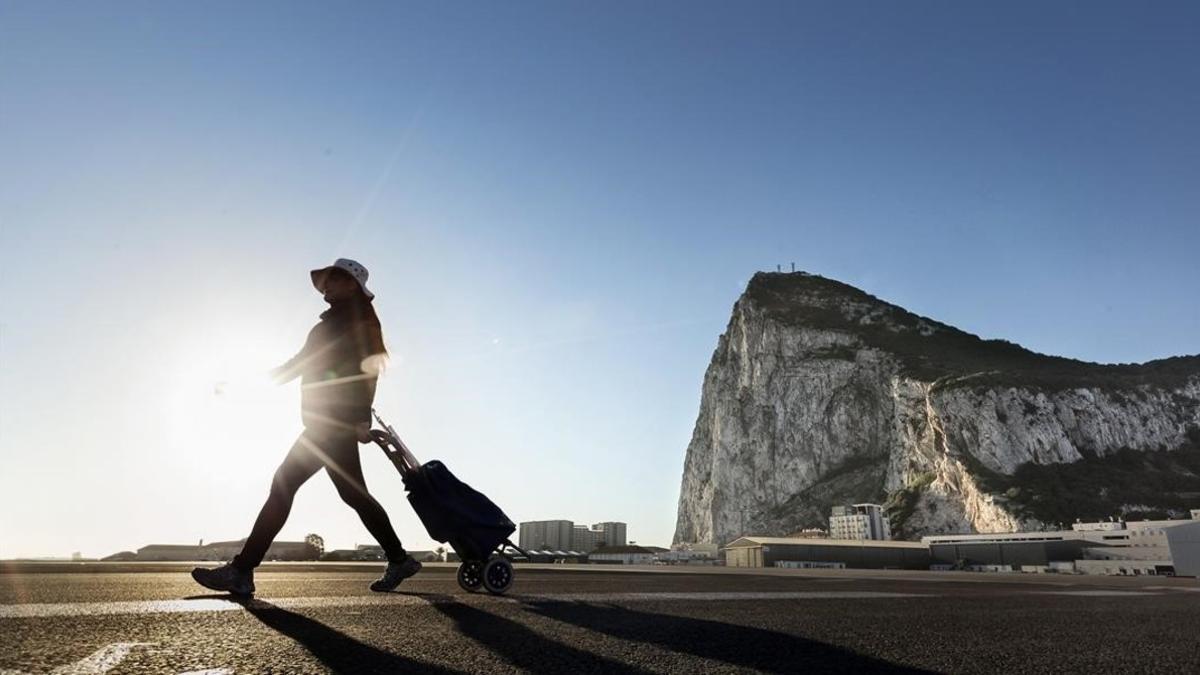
1, 561, 1198, 674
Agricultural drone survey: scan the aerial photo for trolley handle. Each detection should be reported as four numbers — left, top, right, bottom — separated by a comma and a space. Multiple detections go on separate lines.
370, 409, 422, 475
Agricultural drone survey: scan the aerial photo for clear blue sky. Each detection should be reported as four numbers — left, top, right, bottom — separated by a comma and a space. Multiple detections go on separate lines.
2, 2, 1197, 558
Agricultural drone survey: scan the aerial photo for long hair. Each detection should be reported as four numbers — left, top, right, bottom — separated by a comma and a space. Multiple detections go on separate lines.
322, 288, 388, 360
353, 291, 387, 359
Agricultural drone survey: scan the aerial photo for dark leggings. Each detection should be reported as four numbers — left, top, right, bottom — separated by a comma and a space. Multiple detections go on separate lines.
232, 425, 405, 571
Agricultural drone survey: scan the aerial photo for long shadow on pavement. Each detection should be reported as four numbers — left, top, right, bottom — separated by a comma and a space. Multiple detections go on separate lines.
185, 595, 462, 674
524, 600, 933, 674
424, 594, 652, 674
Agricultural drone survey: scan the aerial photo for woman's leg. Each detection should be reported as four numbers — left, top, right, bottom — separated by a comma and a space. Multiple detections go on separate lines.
232, 432, 325, 571
323, 431, 407, 562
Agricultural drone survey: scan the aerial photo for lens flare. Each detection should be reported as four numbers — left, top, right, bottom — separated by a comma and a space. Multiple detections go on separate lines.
165, 328, 298, 467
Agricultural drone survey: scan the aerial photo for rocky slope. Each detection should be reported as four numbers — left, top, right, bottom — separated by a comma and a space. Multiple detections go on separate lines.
673, 272, 1200, 546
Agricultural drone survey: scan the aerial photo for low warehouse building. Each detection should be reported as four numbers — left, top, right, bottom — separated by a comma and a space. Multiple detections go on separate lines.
588, 545, 657, 565
723, 537, 930, 569
926, 537, 1092, 569
135, 544, 202, 561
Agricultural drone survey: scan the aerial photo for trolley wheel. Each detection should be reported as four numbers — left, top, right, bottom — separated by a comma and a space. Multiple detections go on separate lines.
482, 557, 514, 595
457, 561, 484, 593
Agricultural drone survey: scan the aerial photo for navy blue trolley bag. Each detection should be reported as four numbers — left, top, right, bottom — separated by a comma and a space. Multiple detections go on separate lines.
370, 409, 528, 594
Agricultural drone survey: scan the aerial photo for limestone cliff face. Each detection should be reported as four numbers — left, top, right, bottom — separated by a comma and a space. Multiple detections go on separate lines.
673, 272, 1200, 546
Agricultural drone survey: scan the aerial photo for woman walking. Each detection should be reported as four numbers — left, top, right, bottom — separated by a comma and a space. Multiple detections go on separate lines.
192, 258, 421, 595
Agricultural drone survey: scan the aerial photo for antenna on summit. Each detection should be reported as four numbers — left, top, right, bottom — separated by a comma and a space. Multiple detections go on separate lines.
791, 262, 795, 272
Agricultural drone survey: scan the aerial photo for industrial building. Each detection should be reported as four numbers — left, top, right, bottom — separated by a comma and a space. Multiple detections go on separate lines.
723, 537, 930, 569
923, 532, 1094, 570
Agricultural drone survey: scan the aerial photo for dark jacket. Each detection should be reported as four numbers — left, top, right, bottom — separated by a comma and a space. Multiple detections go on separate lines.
276, 299, 386, 428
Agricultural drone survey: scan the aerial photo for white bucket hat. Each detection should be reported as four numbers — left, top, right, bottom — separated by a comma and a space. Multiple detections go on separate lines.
310, 258, 374, 299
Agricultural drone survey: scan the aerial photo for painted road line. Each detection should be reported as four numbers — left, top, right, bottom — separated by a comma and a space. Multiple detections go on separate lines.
0, 642, 153, 675
1038, 590, 1162, 597
513, 591, 930, 602
0, 642, 232, 675
0, 596, 418, 619
0, 591, 932, 619
48, 643, 151, 675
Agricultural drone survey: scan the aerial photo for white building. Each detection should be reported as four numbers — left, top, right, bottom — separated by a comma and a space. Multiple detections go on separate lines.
1071, 520, 1125, 532
1074, 518, 1200, 576
521, 520, 628, 553
519, 520, 574, 551
592, 522, 628, 547
829, 504, 891, 541
924, 515, 1200, 577
571, 526, 600, 552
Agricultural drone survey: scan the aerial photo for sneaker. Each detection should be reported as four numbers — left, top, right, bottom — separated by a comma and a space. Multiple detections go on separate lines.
369, 556, 422, 592
191, 563, 255, 596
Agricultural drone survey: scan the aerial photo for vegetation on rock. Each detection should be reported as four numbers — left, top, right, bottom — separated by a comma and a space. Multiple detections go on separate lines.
747, 272, 1200, 391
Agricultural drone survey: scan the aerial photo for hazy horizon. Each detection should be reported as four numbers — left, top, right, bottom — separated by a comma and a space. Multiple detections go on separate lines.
3, 2, 1199, 559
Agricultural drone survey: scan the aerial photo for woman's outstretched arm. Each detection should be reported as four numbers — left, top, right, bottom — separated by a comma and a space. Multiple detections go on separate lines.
270, 326, 320, 383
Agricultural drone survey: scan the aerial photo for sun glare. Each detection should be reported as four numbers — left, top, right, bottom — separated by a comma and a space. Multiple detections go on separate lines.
166, 328, 299, 465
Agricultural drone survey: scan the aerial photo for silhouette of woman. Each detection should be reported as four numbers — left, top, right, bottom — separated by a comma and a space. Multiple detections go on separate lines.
192, 259, 421, 595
